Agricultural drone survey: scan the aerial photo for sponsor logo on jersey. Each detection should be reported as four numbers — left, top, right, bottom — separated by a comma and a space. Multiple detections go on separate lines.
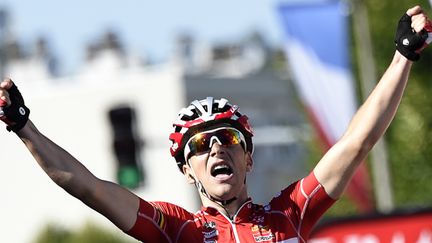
202, 221, 218, 242
204, 221, 216, 229
251, 224, 274, 242
254, 234, 275, 242
251, 224, 272, 233
203, 229, 218, 239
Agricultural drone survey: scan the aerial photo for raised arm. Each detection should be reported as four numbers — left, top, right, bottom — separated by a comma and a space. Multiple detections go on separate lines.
313, 6, 431, 199
0, 79, 139, 232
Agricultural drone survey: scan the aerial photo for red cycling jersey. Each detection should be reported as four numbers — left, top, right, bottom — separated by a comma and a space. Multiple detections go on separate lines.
126, 172, 334, 242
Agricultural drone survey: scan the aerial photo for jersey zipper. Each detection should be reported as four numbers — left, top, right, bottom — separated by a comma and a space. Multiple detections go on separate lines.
219, 200, 251, 243
220, 211, 241, 242
228, 218, 241, 243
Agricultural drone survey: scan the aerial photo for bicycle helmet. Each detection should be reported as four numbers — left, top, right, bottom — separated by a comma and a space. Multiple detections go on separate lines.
169, 97, 254, 173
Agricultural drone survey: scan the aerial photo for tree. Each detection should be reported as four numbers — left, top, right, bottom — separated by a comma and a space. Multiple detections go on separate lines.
33, 222, 135, 243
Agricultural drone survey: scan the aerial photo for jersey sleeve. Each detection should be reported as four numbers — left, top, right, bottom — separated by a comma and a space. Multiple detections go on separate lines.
270, 171, 335, 238
125, 198, 194, 242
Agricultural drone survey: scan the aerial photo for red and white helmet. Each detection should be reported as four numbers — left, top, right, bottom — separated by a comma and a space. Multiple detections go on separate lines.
169, 97, 254, 173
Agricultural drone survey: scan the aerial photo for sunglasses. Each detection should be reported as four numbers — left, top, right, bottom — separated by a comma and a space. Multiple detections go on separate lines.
184, 127, 246, 161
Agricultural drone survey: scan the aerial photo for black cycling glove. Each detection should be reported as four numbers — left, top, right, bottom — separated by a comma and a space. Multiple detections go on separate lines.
0, 83, 30, 132
394, 13, 429, 61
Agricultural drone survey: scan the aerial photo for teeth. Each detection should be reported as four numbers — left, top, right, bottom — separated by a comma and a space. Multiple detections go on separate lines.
211, 164, 233, 177
214, 165, 229, 170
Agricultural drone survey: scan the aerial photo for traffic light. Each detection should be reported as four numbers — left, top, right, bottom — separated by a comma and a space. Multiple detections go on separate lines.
108, 106, 144, 189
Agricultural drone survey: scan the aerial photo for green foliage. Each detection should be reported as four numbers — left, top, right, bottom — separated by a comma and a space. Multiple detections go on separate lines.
33, 224, 72, 243
303, 127, 360, 216
304, 0, 432, 216
325, 196, 359, 216
363, 0, 432, 208
33, 222, 136, 243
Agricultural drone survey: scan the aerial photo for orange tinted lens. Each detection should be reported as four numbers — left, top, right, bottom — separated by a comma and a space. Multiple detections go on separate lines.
186, 128, 243, 159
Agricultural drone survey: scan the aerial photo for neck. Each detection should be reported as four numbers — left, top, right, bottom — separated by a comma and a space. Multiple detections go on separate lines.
200, 190, 249, 219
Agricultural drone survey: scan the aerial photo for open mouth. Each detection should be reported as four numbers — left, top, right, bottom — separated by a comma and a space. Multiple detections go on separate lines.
211, 164, 233, 179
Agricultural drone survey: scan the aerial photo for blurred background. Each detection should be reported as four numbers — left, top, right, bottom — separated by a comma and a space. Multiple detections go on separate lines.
0, 0, 431, 242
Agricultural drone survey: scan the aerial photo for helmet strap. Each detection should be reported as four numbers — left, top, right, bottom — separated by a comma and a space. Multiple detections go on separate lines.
186, 158, 237, 207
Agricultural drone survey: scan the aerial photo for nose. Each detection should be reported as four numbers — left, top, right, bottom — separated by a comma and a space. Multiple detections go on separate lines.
209, 141, 226, 157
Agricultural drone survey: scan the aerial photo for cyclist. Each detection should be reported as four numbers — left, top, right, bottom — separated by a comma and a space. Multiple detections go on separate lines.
1, 5, 431, 242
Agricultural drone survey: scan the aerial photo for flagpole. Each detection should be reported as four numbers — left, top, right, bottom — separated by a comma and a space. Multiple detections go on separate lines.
351, 0, 394, 213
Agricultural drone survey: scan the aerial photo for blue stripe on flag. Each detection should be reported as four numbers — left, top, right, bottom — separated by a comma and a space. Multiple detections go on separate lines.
278, 1, 349, 69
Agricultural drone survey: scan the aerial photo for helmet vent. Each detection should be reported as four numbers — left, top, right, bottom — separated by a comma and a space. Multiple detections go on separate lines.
170, 97, 254, 173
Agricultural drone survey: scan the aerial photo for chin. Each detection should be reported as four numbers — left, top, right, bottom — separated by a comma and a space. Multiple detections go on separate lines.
210, 185, 240, 200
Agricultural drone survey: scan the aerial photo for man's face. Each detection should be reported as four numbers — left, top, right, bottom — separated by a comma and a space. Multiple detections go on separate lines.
182, 131, 253, 201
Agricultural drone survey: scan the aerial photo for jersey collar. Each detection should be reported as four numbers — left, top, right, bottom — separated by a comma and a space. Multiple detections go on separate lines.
202, 198, 253, 223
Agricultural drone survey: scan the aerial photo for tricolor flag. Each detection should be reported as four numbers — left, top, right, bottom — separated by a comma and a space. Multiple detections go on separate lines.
278, 1, 373, 212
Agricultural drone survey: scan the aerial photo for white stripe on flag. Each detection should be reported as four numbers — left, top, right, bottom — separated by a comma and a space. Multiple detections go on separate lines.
284, 38, 357, 143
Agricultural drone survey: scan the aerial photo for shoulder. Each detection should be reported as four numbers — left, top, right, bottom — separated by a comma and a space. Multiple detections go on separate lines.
268, 172, 330, 207
149, 201, 194, 219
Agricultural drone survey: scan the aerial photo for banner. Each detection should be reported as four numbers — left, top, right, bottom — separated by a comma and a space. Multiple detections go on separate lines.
310, 209, 432, 242
278, 1, 373, 212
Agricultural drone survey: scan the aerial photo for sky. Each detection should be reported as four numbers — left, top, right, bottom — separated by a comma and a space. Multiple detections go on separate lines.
0, 0, 288, 75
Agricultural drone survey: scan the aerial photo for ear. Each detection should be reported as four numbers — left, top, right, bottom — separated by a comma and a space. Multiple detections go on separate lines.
182, 164, 196, 184
245, 152, 253, 173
